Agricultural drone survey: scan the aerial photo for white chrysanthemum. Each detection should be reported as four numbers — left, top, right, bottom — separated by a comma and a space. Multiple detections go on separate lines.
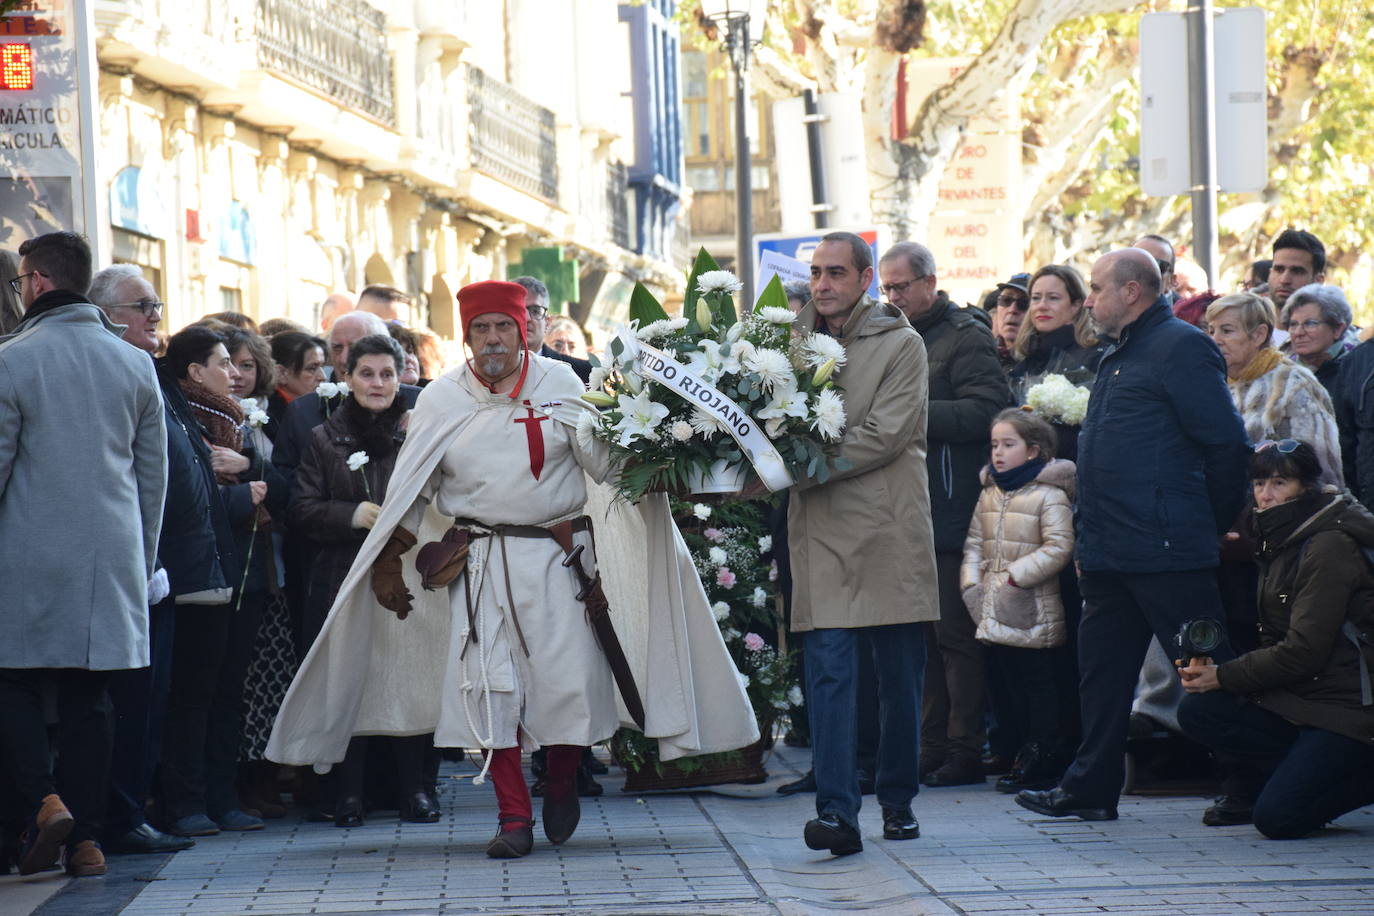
741, 347, 795, 393
757, 306, 796, 325
811, 388, 846, 442
575, 410, 601, 451
611, 389, 670, 447
799, 332, 848, 369
751, 587, 768, 608
689, 409, 725, 439
711, 601, 730, 622
758, 535, 772, 552
696, 270, 743, 297
692, 503, 712, 520
669, 420, 694, 442
587, 366, 610, 391
247, 408, 270, 428
709, 546, 728, 566
636, 317, 688, 341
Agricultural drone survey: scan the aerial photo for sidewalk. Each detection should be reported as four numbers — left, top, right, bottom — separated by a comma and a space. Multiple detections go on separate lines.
5, 744, 1373, 915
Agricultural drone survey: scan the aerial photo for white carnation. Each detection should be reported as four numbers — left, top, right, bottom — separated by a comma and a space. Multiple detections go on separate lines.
751, 587, 768, 608
741, 347, 796, 394
709, 546, 728, 566
346, 451, 369, 471
696, 270, 743, 297
670, 420, 694, 442
757, 306, 797, 325
711, 601, 730, 622
722, 627, 740, 643
1026, 374, 1091, 426
692, 503, 712, 520
758, 535, 773, 552
800, 333, 848, 369
811, 389, 846, 442
787, 686, 804, 706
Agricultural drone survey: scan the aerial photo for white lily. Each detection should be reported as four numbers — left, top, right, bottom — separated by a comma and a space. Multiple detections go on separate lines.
611, 389, 670, 447
756, 381, 810, 436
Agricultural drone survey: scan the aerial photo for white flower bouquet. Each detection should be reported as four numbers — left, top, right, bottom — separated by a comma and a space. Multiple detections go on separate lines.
580, 249, 851, 501
1025, 373, 1092, 426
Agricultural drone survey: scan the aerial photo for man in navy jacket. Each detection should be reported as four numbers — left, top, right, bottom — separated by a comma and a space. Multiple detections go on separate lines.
1017, 248, 1250, 821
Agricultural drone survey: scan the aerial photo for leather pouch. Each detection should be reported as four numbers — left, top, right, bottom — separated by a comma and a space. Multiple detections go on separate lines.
415, 526, 469, 591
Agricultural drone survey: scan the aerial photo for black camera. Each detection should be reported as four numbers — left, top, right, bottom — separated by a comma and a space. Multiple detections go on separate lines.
1174, 618, 1225, 665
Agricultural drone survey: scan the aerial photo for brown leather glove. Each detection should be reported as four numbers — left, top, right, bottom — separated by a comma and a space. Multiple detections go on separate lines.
372, 527, 417, 619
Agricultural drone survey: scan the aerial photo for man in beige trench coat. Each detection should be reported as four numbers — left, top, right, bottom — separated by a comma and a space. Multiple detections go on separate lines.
789, 231, 940, 856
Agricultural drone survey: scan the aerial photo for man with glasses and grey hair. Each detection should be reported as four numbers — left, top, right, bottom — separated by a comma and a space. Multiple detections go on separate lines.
877, 241, 1010, 789
511, 275, 591, 386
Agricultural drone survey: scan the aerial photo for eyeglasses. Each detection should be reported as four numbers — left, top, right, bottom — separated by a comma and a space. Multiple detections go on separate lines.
997, 293, 1029, 311
880, 276, 926, 297
1255, 439, 1300, 454
1284, 319, 1330, 332
9, 270, 42, 294
1154, 259, 1174, 277
109, 299, 165, 318
526, 306, 548, 319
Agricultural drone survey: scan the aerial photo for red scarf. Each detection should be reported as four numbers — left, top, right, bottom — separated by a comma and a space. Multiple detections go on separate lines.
179, 378, 245, 455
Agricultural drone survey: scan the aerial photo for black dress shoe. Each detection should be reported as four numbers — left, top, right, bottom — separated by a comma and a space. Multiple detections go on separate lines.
334, 796, 364, 828
399, 791, 440, 823
776, 770, 816, 796
103, 823, 195, 855
542, 793, 580, 845
486, 817, 534, 859
576, 765, 604, 798
923, 754, 985, 787
881, 805, 920, 840
1202, 795, 1254, 826
803, 814, 863, 856
581, 747, 608, 775
1015, 787, 1117, 821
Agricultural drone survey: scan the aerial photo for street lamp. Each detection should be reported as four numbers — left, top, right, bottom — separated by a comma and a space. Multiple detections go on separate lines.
701, 0, 765, 309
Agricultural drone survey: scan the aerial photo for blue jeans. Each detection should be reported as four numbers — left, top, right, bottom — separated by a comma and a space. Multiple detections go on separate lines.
1179, 691, 1374, 838
804, 623, 927, 828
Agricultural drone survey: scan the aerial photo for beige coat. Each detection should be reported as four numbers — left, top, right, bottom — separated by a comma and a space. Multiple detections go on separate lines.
960, 459, 1076, 649
788, 297, 939, 631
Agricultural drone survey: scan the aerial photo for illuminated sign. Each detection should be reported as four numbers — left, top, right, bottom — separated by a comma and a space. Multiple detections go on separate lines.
1, 44, 33, 90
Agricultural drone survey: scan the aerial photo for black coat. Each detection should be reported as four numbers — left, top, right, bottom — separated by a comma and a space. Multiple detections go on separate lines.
154, 360, 235, 597
1009, 325, 1109, 462
1075, 298, 1250, 573
288, 399, 406, 647
1334, 340, 1374, 504
910, 296, 1012, 552
1218, 491, 1374, 743
272, 384, 421, 484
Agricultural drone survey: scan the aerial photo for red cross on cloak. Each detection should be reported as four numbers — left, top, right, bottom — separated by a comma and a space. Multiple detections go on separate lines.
513, 400, 550, 480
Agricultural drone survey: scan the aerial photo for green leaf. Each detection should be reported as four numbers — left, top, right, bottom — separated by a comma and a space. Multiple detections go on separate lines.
753, 274, 790, 313
628, 281, 670, 326
682, 247, 721, 318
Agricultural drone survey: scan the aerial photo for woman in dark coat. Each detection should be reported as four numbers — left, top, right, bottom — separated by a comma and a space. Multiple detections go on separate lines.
1179, 439, 1374, 838
266, 331, 327, 439
289, 334, 436, 828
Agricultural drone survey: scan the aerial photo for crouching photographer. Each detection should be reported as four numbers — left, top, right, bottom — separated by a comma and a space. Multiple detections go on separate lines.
1177, 439, 1374, 838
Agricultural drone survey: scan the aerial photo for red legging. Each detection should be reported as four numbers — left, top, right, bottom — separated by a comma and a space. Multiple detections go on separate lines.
487, 741, 582, 830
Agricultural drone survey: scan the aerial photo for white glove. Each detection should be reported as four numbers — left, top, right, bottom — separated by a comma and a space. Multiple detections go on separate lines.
148, 568, 171, 605
352, 501, 382, 530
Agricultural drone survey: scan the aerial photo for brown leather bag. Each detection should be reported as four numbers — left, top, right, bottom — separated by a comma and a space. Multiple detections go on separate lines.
415, 526, 470, 591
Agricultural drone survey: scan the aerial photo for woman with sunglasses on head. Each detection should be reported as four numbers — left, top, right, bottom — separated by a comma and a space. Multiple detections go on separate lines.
1178, 439, 1374, 838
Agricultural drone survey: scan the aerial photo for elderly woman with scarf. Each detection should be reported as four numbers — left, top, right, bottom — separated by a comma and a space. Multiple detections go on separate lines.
288, 334, 435, 828
1179, 440, 1374, 836
159, 325, 289, 838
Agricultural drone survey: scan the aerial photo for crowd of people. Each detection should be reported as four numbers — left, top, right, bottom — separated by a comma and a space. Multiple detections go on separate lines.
1, 223, 1372, 877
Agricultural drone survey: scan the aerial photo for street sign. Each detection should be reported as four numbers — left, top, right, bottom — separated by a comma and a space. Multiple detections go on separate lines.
754, 228, 889, 300
1140, 7, 1267, 196
0, 0, 102, 258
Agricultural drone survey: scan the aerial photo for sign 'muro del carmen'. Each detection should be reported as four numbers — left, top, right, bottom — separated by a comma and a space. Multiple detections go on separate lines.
0, 0, 94, 250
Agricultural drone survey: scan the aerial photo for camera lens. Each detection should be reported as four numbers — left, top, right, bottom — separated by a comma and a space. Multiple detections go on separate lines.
1183, 618, 1224, 655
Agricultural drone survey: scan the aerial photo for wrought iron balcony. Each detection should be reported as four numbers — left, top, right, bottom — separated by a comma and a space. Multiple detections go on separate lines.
606, 161, 631, 249
467, 65, 558, 203
256, 0, 396, 126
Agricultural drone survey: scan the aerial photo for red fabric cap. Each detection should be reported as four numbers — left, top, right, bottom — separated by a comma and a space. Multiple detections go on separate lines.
457, 280, 528, 343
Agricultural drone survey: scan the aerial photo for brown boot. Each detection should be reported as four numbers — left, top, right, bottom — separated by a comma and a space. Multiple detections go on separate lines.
63, 840, 107, 877
18, 794, 74, 875
485, 816, 534, 858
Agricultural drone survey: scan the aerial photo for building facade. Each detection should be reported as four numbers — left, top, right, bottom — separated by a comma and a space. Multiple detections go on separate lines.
88, 0, 687, 338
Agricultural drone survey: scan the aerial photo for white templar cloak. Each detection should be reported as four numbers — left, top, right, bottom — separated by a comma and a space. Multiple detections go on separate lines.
266, 354, 758, 767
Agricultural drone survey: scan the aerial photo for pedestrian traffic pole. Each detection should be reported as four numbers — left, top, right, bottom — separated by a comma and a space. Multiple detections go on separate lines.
1187, 0, 1220, 288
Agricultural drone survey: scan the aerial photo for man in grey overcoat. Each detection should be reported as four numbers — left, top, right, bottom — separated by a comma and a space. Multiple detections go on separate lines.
0, 232, 167, 876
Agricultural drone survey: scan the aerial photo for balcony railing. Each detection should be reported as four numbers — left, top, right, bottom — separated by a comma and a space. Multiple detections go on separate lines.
606, 161, 631, 249
467, 65, 558, 203
256, 0, 396, 126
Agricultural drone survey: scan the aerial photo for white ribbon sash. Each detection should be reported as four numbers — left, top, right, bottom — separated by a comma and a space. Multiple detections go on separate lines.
629, 339, 794, 492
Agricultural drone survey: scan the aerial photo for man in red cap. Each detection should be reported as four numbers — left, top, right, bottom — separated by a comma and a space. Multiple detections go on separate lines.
266, 280, 761, 859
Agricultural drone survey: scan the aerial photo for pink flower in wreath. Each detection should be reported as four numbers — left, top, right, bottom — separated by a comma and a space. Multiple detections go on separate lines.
743, 632, 765, 651
716, 567, 736, 588
703, 527, 723, 541
768, 560, 778, 582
